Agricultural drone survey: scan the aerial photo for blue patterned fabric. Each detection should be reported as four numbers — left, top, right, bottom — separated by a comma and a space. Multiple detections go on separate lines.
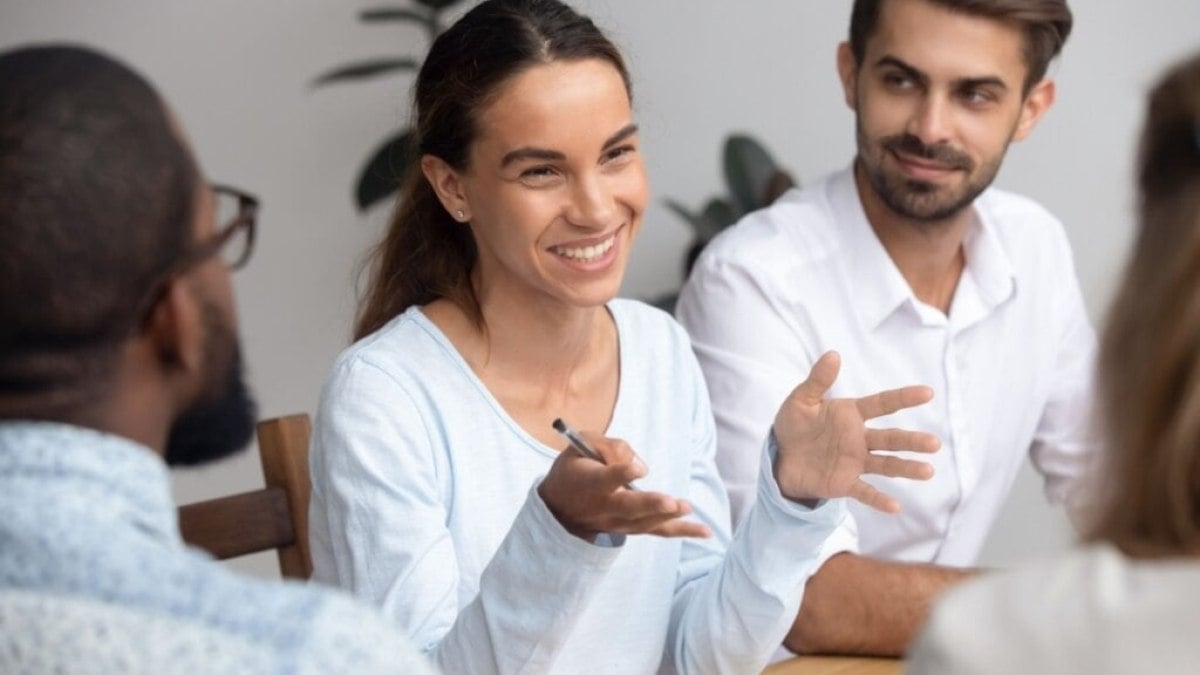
0, 421, 435, 675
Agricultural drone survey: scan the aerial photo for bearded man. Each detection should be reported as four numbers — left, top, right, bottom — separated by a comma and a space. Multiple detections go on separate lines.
676, 0, 1095, 657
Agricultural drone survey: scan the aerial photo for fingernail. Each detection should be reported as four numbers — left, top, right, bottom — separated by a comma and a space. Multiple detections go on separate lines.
633, 457, 648, 474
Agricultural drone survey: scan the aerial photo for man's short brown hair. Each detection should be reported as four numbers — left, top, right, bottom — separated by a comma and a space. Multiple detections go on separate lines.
849, 0, 1073, 93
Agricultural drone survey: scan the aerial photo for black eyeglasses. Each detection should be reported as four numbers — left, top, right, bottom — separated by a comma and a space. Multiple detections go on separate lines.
134, 183, 259, 325
192, 184, 258, 271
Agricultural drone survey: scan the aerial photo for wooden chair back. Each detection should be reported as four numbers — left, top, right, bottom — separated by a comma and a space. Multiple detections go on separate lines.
177, 414, 313, 579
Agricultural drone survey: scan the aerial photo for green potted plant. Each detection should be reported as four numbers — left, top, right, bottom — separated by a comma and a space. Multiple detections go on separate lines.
653, 133, 796, 312
314, 0, 468, 211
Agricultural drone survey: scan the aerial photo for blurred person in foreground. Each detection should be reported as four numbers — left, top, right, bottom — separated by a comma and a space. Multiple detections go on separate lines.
0, 44, 434, 674
908, 49, 1200, 674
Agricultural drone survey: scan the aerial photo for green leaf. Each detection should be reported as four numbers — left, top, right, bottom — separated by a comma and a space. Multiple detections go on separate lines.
413, 0, 462, 9
698, 198, 737, 239
664, 198, 702, 229
360, 7, 431, 24
355, 130, 418, 211
312, 58, 419, 86
664, 198, 730, 241
723, 134, 782, 215
762, 169, 798, 205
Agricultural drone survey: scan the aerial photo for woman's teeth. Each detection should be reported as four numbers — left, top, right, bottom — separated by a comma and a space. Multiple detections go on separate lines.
554, 235, 614, 262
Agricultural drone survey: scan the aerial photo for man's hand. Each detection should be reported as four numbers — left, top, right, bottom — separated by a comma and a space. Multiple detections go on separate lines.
538, 430, 712, 541
773, 351, 940, 512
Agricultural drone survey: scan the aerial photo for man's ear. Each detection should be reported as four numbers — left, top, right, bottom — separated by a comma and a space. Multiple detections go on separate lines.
144, 278, 205, 379
420, 154, 471, 223
1013, 78, 1056, 142
836, 41, 860, 111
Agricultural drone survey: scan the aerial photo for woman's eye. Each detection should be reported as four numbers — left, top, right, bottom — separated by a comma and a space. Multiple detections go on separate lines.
603, 145, 636, 164
520, 166, 561, 185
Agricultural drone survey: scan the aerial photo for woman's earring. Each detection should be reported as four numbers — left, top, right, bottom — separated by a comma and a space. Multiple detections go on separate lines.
456, 209, 466, 221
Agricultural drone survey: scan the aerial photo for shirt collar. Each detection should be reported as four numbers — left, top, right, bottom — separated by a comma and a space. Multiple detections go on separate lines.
961, 196, 1017, 309
0, 420, 180, 545
829, 166, 1016, 331
828, 167, 912, 330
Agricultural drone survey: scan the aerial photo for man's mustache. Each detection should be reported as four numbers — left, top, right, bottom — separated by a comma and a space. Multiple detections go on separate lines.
882, 134, 974, 172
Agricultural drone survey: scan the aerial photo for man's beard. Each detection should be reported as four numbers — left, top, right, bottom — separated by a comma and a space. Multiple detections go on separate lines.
164, 303, 257, 467
857, 120, 1006, 223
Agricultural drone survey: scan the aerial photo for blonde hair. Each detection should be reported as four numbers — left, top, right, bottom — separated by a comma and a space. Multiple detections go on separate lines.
1088, 51, 1200, 557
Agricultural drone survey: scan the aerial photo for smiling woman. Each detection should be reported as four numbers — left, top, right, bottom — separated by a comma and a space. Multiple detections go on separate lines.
420, 58, 647, 319
306, 0, 941, 673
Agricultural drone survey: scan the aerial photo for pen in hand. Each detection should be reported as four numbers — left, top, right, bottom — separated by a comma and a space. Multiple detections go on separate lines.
552, 418, 639, 491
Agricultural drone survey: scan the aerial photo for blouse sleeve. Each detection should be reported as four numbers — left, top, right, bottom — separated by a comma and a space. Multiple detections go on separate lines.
662, 334, 848, 674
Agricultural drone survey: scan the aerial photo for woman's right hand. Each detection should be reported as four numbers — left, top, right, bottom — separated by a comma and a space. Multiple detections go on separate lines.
537, 430, 711, 542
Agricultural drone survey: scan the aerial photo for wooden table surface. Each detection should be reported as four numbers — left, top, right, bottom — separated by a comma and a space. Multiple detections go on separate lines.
763, 655, 903, 675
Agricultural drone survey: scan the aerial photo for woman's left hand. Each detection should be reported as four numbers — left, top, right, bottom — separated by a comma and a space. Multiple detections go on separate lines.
772, 350, 941, 513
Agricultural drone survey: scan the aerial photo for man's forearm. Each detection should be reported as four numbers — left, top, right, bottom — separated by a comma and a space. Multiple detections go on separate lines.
784, 552, 976, 656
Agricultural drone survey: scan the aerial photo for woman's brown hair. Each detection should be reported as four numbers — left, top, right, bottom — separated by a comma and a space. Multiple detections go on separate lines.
354, 0, 630, 340
1088, 51, 1200, 557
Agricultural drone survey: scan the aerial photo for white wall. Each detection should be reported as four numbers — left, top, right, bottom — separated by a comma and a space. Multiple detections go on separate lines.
3, 1, 1198, 577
